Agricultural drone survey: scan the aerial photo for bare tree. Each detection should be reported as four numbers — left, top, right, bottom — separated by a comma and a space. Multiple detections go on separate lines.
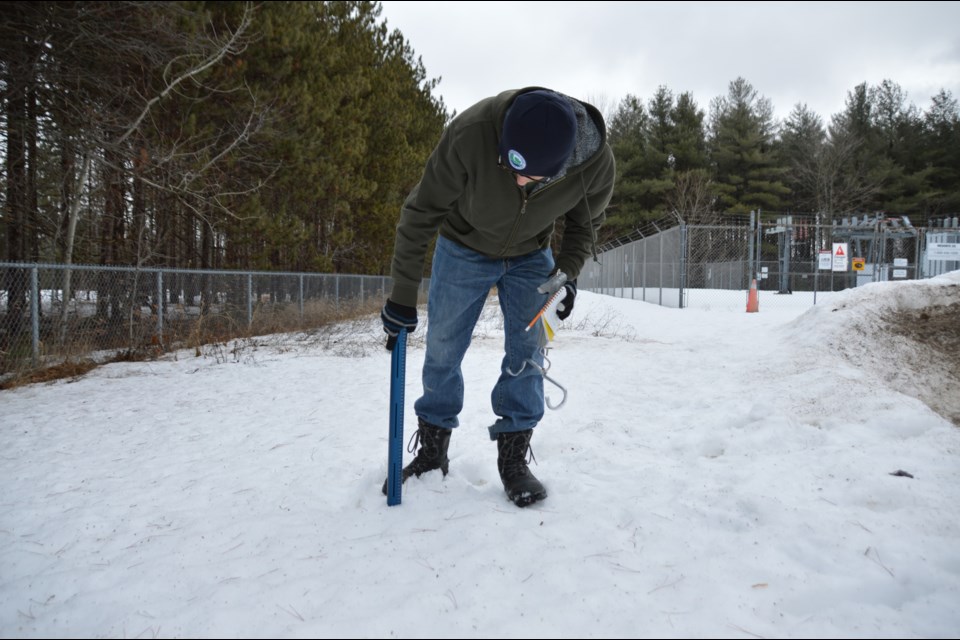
792, 134, 884, 217
2, 2, 267, 266
2, 2, 272, 352
667, 169, 718, 224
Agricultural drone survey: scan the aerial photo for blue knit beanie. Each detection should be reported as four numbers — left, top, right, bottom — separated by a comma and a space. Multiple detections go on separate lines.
499, 90, 577, 177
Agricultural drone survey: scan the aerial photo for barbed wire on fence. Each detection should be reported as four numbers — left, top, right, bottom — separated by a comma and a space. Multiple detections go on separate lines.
580, 217, 959, 310
2, 215, 958, 379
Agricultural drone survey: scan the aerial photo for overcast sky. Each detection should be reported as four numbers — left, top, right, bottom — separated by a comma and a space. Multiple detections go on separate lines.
379, 1, 960, 123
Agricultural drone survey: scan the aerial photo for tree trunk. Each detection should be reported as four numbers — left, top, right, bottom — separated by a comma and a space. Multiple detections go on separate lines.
26, 84, 40, 264
4, 51, 28, 330
59, 154, 91, 346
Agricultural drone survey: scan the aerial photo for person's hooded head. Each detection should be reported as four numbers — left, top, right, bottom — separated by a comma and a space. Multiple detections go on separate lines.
499, 90, 577, 178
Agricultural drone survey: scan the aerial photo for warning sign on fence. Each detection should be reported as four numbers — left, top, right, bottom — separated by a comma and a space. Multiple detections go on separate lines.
818, 250, 832, 270
832, 243, 849, 272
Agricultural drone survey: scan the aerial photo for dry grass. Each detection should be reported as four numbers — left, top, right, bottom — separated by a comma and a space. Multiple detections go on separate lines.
0, 359, 100, 389
0, 297, 388, 390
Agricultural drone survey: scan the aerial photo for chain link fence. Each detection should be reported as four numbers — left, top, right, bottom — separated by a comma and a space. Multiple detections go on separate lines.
4, 216, 956, 379
580, 215, 959, 310
0, 263, 422, 378
579, 226, 686, 306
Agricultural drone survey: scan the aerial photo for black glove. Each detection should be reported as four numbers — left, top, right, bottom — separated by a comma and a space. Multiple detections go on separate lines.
381, 299, 418, 351
556, 280, 577, 321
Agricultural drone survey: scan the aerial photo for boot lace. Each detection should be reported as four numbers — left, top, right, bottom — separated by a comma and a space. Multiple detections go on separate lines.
500, 439, 537, 480
406, 429, 421, 454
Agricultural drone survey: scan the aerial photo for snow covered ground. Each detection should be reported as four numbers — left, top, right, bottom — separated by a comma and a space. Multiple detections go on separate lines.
2, 271, 958, 639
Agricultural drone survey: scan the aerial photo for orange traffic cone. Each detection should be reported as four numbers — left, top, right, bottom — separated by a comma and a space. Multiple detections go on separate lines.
746, 278, 759, 313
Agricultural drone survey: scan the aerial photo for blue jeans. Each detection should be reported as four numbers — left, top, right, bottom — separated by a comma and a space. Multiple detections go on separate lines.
414, 236, 554, 439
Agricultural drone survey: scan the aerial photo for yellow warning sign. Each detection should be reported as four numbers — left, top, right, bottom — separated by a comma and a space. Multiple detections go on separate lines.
852, 258, 865, 271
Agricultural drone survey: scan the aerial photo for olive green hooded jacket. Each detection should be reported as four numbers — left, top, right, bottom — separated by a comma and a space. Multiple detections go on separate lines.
389, 87, 616, 307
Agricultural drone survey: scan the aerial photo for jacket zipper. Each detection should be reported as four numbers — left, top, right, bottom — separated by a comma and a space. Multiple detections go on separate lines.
497, 177, 567, 256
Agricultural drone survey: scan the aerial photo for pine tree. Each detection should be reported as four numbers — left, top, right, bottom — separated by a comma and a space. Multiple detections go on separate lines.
216, 1, 446, 273
780, 103, 826, 213
605, 87, 711, 237
604, 94, 650, 238
869, 80, 931, 217
920, 90, 960, 220
708, 77, 788, 216
634, 87, 680, 220
670, 92, 709, 173
827, 82, 892, 216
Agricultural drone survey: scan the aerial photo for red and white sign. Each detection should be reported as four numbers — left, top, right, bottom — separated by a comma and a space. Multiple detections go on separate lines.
832, 243, 849, 272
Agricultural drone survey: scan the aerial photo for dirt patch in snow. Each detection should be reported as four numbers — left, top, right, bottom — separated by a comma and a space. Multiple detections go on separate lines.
884, 300, 960, 426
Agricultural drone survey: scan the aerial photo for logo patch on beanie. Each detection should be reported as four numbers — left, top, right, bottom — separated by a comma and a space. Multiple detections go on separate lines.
507, 149, 527, 171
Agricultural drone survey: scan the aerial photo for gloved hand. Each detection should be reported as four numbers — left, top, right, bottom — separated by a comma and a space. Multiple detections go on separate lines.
537, 271, 577, 322
537, 270, 568, 297
381, 299, 417, 351
556, 280, 577, 320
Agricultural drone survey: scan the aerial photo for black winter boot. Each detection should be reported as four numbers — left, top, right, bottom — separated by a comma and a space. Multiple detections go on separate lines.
497, 429, 547, 507
381, 419, 451, 495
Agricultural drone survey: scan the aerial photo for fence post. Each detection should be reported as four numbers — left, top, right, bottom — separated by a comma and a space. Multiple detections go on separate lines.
156, 270, 164, 343
642, 240, 647, 303
755, 212, 760, 285
658, 231, 664, 306
247, 273, 253, 327
780, 222, 792, 293
299, 274, 304, 321
599, 256, 605, 296
914, 231, 922, 279
679, 224, 687, 309
31, 266, 40, 363
618, 247, 627, 298
747, 210, 756, 289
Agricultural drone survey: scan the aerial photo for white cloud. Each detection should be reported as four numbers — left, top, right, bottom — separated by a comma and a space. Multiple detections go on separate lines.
380, 0, 960, 121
